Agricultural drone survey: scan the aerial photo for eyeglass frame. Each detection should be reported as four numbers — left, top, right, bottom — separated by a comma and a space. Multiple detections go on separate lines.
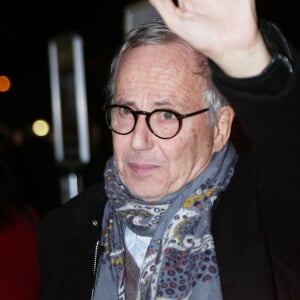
103, 104, 209, 140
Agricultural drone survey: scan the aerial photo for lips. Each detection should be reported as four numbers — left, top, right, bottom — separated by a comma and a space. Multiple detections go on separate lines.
128, 162, 161, 176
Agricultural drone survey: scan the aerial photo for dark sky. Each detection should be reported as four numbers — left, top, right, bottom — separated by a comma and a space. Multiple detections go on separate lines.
0, 0, 298, 129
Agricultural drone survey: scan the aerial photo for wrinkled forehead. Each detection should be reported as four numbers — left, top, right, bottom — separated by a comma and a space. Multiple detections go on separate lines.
114, 44, 208, 110
120, 42, 203, 72
115, 43, 207, 93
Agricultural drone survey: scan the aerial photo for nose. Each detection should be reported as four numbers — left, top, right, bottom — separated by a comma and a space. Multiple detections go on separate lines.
130, 115, 154, 150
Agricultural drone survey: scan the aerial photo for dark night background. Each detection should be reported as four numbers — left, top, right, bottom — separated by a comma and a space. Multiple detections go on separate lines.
0, 0, 298, 218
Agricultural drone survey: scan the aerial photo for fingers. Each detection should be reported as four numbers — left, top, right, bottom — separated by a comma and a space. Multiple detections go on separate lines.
149, 0, 180, 25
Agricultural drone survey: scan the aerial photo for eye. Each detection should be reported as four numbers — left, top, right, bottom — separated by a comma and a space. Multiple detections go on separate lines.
161, 110, 176, 120
119, 106, 132, 115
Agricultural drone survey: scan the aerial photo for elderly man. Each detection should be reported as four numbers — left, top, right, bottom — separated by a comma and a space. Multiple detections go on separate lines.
39, 0, 300, 299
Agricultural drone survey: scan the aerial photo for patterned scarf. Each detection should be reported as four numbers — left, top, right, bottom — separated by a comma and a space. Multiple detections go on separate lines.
94, 142, 237, 300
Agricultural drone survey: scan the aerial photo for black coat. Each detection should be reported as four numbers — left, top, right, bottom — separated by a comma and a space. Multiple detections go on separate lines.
39, 22, 300, 300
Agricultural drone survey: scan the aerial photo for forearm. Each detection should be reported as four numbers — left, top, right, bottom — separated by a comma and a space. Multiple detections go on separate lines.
210, 21, 298, 173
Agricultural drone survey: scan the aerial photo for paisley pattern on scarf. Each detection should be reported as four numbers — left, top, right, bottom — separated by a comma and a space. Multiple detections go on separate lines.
118, 203, 169, 235
97, 142, 237, 300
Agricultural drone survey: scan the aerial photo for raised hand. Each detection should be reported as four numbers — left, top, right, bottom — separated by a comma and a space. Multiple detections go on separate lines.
149, 0, 271, 77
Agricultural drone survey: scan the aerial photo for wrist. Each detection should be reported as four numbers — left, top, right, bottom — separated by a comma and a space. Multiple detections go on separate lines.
218, 36, 272, 78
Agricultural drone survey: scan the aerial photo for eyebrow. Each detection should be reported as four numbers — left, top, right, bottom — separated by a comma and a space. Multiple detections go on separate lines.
116, 99, 177, 108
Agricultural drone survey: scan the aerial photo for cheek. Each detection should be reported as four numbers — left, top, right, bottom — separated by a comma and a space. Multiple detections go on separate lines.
164, 134, 197, 173
112, 135, 127, 166
161, 123, 215, 172
188, 125, 215, 163
112, 135, 123, 151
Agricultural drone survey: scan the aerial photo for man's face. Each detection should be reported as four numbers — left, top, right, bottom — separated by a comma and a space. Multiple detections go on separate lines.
112, 43, 219, 202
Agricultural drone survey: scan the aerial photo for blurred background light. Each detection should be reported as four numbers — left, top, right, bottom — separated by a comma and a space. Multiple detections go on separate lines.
32, 119, 50, 137
0, 75, 11, 92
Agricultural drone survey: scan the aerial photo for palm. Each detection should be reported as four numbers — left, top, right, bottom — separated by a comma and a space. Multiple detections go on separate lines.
149, 0, 258, 62
149, 0, 270, 77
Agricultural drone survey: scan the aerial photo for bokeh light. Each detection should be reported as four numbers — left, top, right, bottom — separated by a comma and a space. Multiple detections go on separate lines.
0, 75, 11, 92
32, 119, 50, 137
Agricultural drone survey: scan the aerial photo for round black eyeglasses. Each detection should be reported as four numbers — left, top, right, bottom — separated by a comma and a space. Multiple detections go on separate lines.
104, 104, 209, 140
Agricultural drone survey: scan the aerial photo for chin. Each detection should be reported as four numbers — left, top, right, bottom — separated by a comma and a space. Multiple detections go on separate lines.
130, 188, 164, 202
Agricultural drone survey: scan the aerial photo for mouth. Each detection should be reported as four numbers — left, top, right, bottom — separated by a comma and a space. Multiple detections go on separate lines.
127, 162, 161, 177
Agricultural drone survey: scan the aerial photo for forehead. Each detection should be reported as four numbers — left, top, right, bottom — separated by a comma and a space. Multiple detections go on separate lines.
118, 42, 200, 75
115, 43, 207, 109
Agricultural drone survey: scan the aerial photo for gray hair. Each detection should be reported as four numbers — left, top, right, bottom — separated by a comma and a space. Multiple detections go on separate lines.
106, 19, 229, 126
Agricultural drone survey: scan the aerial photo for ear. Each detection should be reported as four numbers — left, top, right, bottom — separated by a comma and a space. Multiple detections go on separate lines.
213, 105, 235, 152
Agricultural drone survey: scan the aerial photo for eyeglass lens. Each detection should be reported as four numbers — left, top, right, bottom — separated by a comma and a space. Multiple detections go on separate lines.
106, 106, 180, 139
